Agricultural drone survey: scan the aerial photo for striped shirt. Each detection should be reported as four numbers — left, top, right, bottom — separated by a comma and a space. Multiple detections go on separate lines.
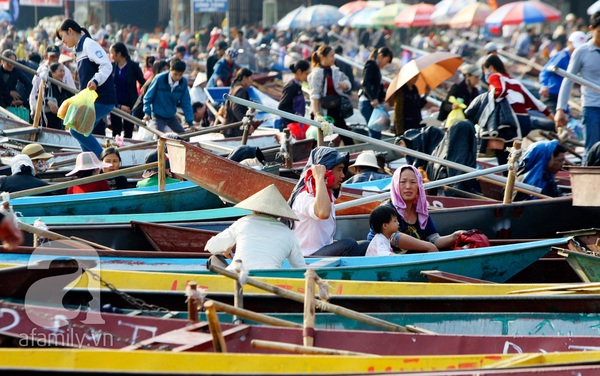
557, 41, 600, 110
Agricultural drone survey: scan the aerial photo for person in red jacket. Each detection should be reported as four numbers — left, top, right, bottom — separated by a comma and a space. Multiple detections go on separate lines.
483, 54, 555, 165
65, 152, 111, 194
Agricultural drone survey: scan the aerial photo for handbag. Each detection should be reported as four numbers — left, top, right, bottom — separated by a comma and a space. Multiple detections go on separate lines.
341, 96, 354, 119
320, 73, 341, 110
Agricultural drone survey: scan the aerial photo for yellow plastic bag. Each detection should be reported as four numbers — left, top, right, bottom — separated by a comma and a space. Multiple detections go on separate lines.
57, 88, 98, 136
445, 96, 466, 129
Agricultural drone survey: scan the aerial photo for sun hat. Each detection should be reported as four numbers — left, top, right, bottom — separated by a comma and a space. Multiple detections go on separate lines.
46, 45, 60, 56
484, 42, 498, 53
234, 184, 299, 221
459, 63, 481, 77
10, 154, 35, 176
142, 150, 171, 178
22, 143, 53, 160
348, 151, 380, 174
226, 47, 238, 60
568, 31, 587, 49
65, 152, 111, 176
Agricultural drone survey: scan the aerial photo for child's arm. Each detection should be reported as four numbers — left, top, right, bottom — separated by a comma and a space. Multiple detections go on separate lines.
390, 232, 438, 253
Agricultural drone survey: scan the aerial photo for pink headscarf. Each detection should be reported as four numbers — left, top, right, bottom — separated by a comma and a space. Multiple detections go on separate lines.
390, 165, 429, 230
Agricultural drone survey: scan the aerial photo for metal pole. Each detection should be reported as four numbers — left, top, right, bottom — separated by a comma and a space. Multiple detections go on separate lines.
190, 0, 195, 37
335, 164, 509, 211
225, 94, 545, 196
547, 65, 600, 95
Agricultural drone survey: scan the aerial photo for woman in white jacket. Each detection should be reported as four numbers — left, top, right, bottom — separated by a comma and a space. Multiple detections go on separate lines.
307, 45, 354, 145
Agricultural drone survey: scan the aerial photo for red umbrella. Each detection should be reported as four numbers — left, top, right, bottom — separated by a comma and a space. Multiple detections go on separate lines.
485, 1, 561, 29
339, 1, 369, 16
394, 3, 436, 28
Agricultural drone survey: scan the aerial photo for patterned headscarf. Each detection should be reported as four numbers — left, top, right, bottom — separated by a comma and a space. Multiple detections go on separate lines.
390, 165, 429, 230
288, 147, 349, 208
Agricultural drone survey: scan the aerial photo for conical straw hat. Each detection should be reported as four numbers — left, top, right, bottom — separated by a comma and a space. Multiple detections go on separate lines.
234, 184, 299, 221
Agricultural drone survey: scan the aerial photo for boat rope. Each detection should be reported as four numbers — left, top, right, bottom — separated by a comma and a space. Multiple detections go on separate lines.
276, 130, 290, 161
0, 192, 20, 228
316, 278, 331, 302
314, 114, 334, 137
86, 269, 173, 317
185, 283, 207, 306
233, 259, 249, 286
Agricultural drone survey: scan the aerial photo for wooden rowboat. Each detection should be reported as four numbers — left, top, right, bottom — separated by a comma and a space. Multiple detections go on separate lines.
11, 181, 225, 217
130, 220, 217, 253
1, 238, 567, 280
166, 138, 379, 215
4, 348, 600, 375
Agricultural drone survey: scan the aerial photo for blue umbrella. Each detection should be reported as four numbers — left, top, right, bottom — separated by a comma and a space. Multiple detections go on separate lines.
275, 6, 305, 31
0, 11, 12, 24
350, 7, 381, 29
293, 5, 343, 29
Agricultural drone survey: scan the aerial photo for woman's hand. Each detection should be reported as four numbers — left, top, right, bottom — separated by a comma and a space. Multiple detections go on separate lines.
87, 80, 97, 91
120, 105, 131, 114
338, 82, 349, 91
9, 90, 21, 100
370, 99, 379, 108
47, 101, 58, 114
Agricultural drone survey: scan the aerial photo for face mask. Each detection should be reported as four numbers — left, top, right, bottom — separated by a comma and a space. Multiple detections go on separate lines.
34, 160, 49, 173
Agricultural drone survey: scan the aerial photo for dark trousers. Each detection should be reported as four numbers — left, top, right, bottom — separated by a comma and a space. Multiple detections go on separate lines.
110, 112, 135, 139
312, 238, 368, 257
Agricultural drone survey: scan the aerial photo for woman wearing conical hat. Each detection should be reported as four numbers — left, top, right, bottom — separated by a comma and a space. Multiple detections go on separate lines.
205, 184, 306, 271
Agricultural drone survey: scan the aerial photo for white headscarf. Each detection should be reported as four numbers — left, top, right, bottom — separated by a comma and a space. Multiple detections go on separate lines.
11, 154, 35, 176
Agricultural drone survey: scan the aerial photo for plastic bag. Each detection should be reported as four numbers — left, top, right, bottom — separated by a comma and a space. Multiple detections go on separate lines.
57, 88, 98, 136
134, 118, 157, 141
287, 122, 309, 140
445, 96, 466, 128
367, 106, 390, 132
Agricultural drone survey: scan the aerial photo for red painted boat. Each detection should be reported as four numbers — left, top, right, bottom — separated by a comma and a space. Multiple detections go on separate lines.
4, 299, 600, 356
131, 220, 216, 253
166, 139, 380, 216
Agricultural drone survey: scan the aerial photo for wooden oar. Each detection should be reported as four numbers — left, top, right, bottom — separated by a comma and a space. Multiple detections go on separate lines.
226, 95, 548, 200
0, 55, 164, 138
208, 264, 434, 334
335, 164, 509, 211
251, 339, 377, 356
204, 299, 301, 328
17, 221, 115, 251
8, 161, 157, 199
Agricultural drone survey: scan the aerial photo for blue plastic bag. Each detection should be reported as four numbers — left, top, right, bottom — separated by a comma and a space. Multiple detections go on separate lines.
367, 106, 390, 132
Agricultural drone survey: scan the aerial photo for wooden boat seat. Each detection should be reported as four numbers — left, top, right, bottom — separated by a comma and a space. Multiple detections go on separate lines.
121, 322, 250, 352
307, 258, 341, 269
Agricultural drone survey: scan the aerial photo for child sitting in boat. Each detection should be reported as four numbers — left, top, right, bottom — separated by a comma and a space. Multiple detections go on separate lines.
136, 150, 181, 188
205, 184, 306, 271
366, 205, 399, 256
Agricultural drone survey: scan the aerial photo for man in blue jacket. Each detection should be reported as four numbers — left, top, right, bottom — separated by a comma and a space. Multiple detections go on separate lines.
539, 31, 586, 112
142, 58, 193, 133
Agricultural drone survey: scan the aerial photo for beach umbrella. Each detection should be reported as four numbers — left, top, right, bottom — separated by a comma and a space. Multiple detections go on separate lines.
485, 1, 561, 29
293, 5, 344, 29
588, 0, 600, 15
371, 3, 409, 28
350, 8, 382, 29
385, 52, 463, 103
430, 0, 476, 26
339, 1, 369, 16
338, 7, 366, 27
394, 3, 436, 28
449, 2, 494, 29
275, 6, 305, 30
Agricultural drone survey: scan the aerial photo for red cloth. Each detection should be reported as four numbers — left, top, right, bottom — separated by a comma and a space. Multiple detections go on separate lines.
487, 73, 551, 117
67, 180, 111, 194
453, 230, 491, 250
301, 169, 334, 201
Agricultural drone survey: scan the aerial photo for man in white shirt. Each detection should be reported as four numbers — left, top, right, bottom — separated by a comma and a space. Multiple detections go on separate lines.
205, 184, 306, 270
29, 44, 76, 115
288, 147, 368, 257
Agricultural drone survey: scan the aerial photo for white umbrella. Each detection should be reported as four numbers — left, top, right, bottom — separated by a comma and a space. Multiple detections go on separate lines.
293, 5, 344, 29
275, 6, 305, 31
588, 0, 600, 15
430, 0, 476, 25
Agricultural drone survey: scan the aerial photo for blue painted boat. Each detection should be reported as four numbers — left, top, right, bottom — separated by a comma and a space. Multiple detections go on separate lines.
206, 87, 281, 129
2, 238, 568, 282
11, 181, 226, 217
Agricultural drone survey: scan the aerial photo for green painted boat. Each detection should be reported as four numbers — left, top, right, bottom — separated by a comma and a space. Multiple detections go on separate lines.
559, 249, 600, 283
